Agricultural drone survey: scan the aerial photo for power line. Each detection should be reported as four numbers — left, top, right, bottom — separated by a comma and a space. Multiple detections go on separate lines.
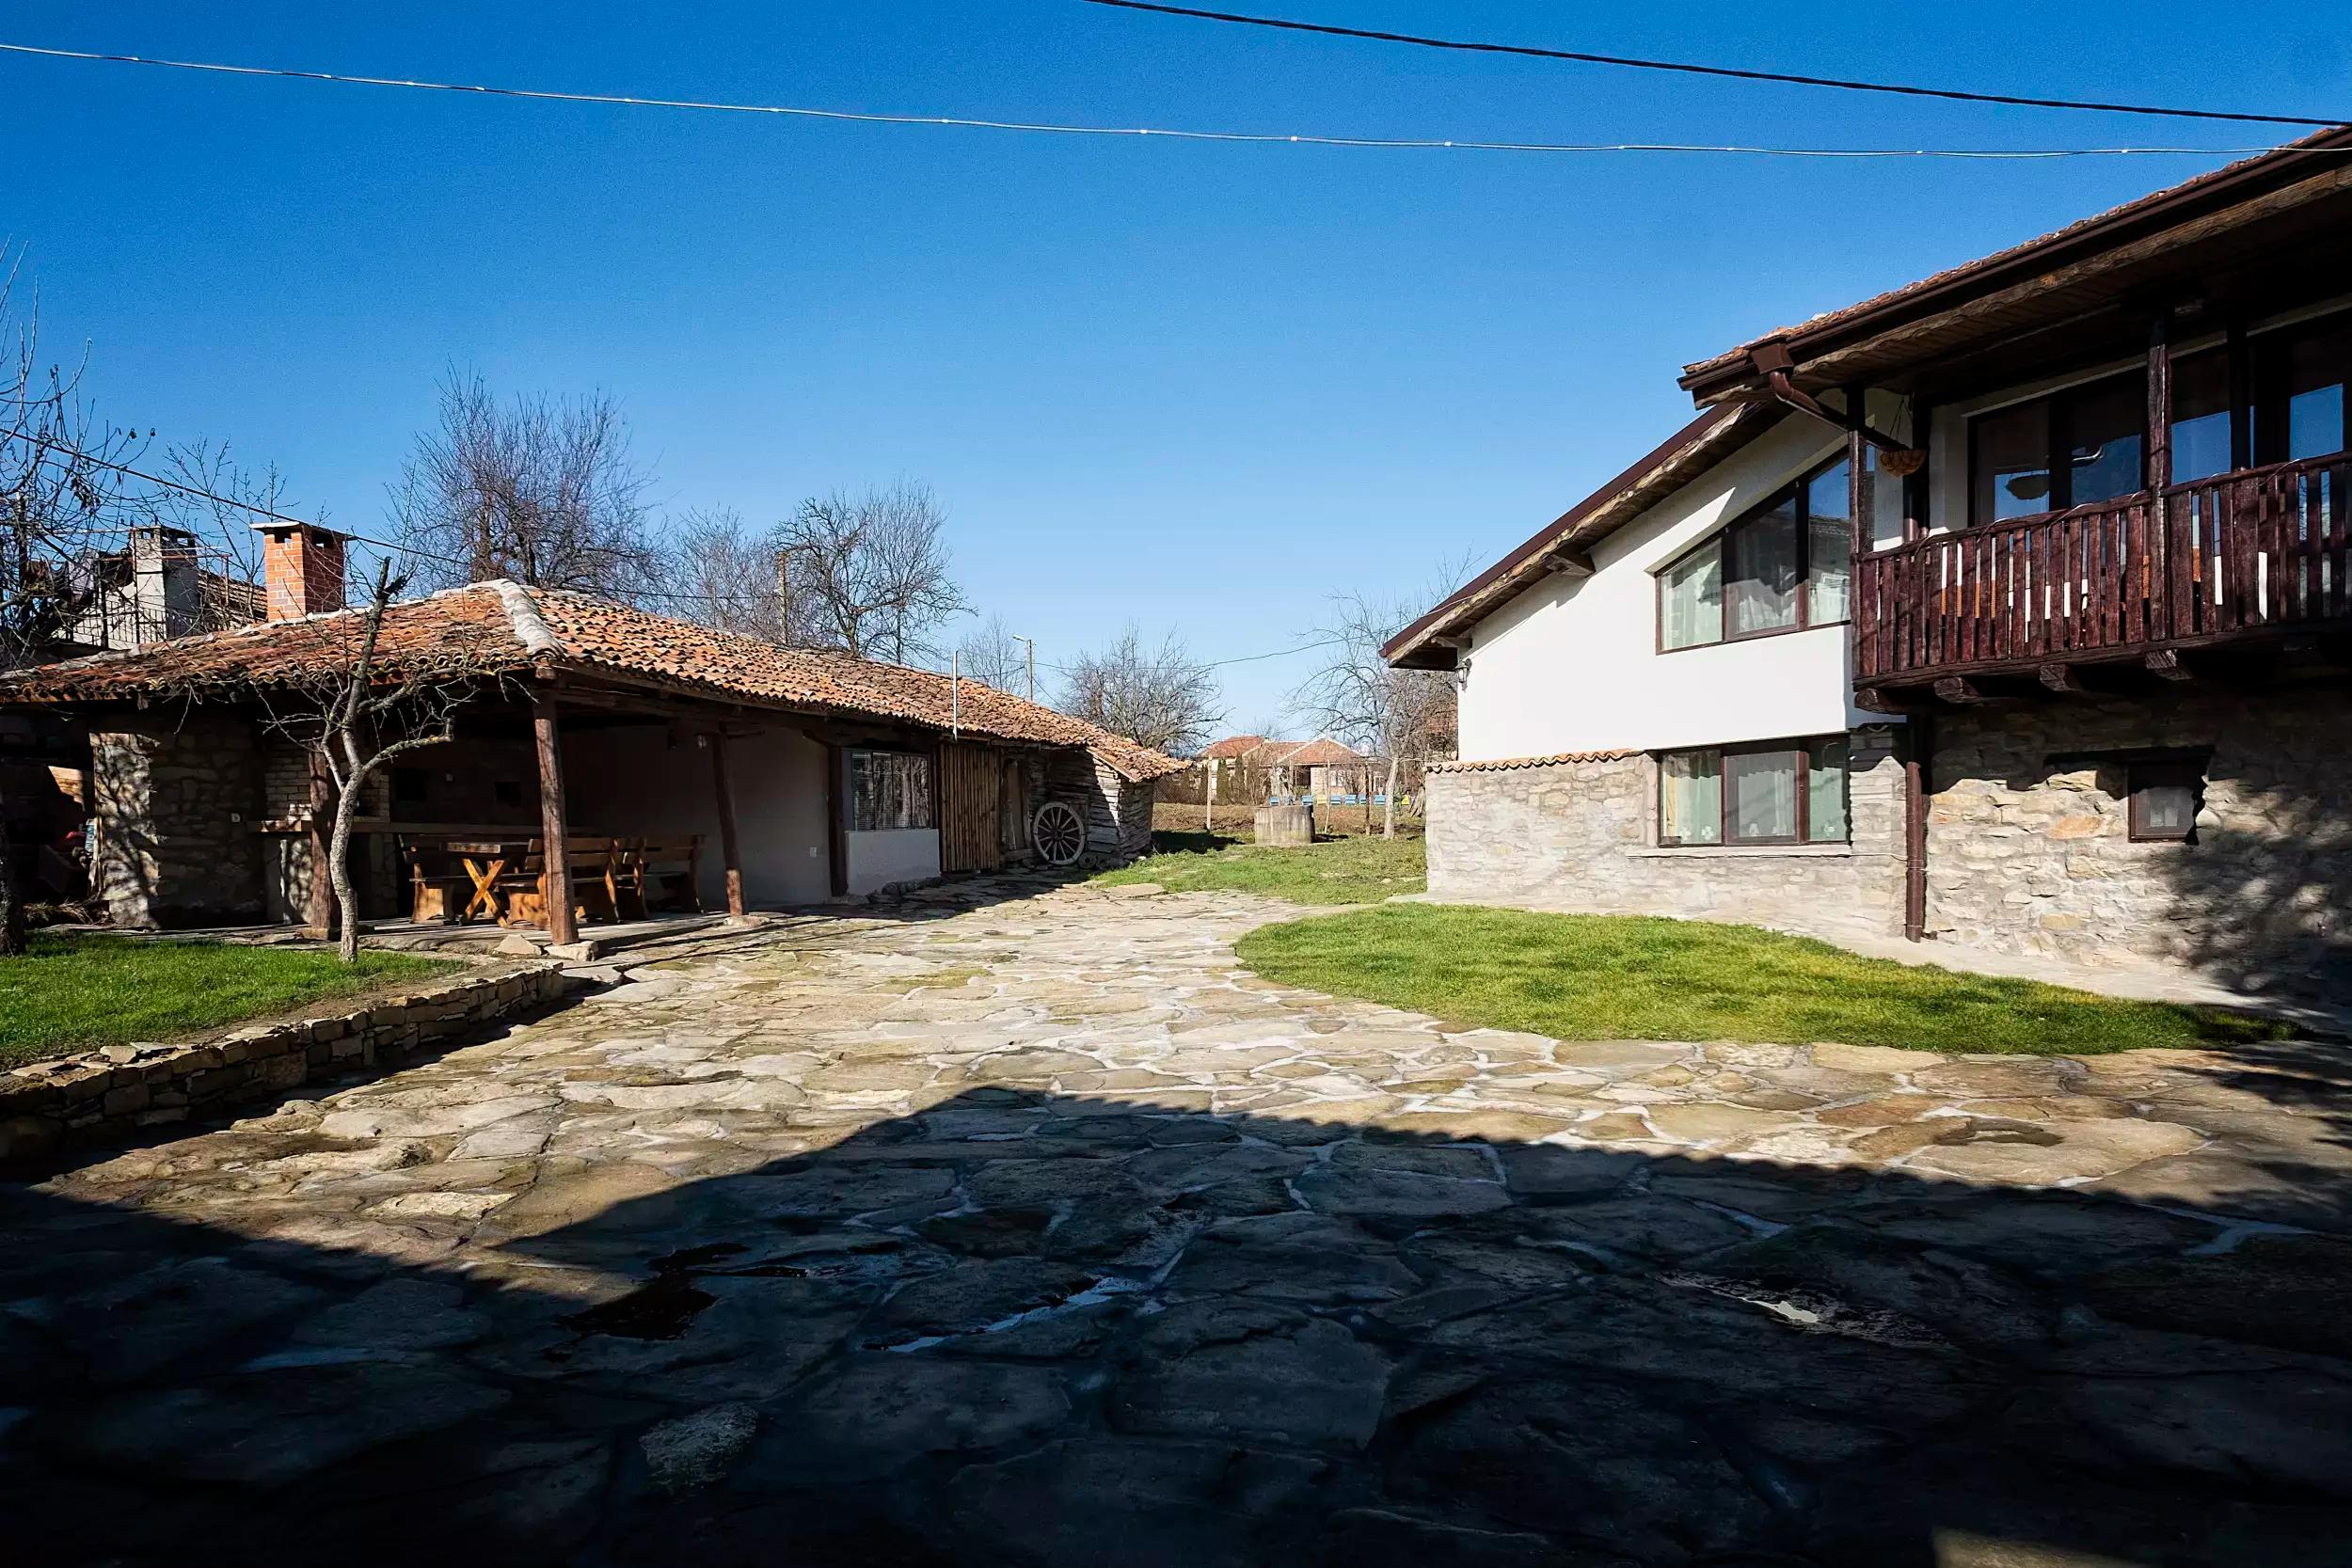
0, 39, 2319, 160
1080, 0, 2349, 130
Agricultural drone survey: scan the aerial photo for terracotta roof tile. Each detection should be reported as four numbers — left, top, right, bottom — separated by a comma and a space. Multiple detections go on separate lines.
1200, 735, 1269, 759
1429, 750, 1637, 773
0, 581, 1184, 782
1272, 737, 1366, 767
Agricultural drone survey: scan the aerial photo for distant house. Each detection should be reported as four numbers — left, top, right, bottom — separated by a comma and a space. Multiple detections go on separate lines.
0, 522, 1183, 931
1388, 129, 2352, 989
1265, 737, 1373, 801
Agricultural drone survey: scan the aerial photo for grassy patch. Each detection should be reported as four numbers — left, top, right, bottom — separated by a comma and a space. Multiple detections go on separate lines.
1233, 904, 2292, 1056
1093, 833, 1427, 906
0, 934, 458, 1069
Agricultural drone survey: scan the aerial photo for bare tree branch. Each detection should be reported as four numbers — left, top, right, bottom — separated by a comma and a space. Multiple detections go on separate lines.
777, 481, 967, 662
956, 614, 1030, 696
1058, 625, 1224, 755
1290, 591, 1458, 838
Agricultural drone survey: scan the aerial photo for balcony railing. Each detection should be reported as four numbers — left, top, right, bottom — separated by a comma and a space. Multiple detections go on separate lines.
1854, 451, 2351, 686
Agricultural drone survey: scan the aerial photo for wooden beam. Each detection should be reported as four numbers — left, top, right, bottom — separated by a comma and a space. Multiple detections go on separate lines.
2145, 649, 2195, 682
1540, 547, 1594, 578
707, 731, 746, 917
1853, 685, 1922, 715
1904, 712, 1933, 943
1932, 676, 1992, 705
532, 693, 577, 946
2037, 662, 2087, 694
825, 743, 849, 898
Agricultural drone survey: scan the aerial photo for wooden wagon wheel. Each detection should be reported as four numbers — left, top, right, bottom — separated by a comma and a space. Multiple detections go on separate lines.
1030, 800, 1088, 867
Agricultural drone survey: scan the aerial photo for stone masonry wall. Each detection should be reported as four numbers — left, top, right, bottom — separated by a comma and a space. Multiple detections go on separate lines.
1425, 732, 1906, 943
1927, 687, 2352, 989
0, 959, 570, 1165
90, 713, 264, 927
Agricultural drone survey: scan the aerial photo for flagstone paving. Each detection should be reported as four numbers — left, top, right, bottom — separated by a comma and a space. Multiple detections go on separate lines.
5, 877, 2352, 1566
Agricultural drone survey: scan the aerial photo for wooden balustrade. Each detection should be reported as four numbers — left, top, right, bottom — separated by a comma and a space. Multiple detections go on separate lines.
1855, 452, 2352, 683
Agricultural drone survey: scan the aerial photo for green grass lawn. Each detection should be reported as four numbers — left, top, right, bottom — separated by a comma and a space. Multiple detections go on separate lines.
0, 934, 457, 1069
1234, 904, 2293, 1056
1093, 832, 1427, 906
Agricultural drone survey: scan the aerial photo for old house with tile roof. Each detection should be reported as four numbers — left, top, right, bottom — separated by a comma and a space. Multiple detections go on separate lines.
0, 521, 1181, 931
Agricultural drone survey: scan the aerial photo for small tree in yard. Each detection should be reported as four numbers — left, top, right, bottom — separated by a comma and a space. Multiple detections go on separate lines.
1057, 625, 1224, 755
1293, 591, 1458, 839
239, 561, 515, 962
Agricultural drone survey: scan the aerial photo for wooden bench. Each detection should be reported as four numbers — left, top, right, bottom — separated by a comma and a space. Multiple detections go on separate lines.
625, 836, 706, 915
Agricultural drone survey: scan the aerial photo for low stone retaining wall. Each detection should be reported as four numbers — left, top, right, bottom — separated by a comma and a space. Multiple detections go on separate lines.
0, 960, 571, 1164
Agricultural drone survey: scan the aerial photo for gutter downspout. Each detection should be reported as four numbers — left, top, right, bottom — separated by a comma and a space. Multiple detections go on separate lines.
1748, 345, 1912, 454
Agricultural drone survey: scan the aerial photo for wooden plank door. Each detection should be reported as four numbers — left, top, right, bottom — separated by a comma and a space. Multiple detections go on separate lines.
940, 743, 1002, 873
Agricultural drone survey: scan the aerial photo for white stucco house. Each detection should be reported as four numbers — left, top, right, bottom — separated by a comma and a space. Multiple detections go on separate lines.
1387, 128, 2352, 990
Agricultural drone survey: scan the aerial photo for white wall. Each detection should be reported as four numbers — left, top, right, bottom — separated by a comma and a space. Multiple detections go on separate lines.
847, 828, 940, 895
1455, 417, 1887, 760
564, 721, 832, 908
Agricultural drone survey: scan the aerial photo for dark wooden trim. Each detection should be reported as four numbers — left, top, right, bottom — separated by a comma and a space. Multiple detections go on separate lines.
1903, 713, 1933, 942
532, 693, 577, 947
1904, 403, 1932, 545
1655, 735, 1849, 848
2227, 318, 2254, 471
2144, 649, 2195, 681
825, 743, 848, 898
708, 731, 746, 917
2124, 755, 2205, 843
1932, 676, 1990, 704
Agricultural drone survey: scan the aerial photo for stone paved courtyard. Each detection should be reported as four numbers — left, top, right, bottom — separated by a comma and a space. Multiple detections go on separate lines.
6, 877, 2352, 1566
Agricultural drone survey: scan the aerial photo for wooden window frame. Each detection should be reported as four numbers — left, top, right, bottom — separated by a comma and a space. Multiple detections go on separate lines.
1966, 367, 2149, 529
2125, 758, 2204, 844
847, 747, 938, 833
1655, 453, 1853, 654
1656, 735, 1850, 848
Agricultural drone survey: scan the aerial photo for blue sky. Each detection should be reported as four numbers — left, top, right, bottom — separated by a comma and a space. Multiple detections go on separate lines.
8, 2, 2347, 725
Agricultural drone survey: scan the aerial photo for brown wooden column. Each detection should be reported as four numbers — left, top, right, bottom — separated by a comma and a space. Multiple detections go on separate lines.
532, 692, 577, 946
305, 747, 335, 937
2146, 316, 2174, 636
1903, 711, 1934, 943
708, 731, 746, 917
825, 743, 849, 897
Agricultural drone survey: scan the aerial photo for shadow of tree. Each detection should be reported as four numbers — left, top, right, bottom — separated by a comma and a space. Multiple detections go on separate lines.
6, 1072, 2352, 1568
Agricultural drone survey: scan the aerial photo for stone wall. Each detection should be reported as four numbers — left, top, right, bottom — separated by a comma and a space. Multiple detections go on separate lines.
1927, 687, 2352, 989
0, 959, 571, 1165
1424, 732, 1906, 942
90, 713, 265, 927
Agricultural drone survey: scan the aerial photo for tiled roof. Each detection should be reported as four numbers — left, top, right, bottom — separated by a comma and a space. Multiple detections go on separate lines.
0, 581, 1185, 782
1272, 737, 1366, 767
1200, 735, 1269, 759
1429, 750, 1637, 773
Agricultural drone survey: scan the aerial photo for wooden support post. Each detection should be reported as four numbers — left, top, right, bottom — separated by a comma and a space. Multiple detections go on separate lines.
1931, 675, 1990, 705
708, 731, 746, 917
2145, 649, 2194, 682
1903, 712, 1933, 943
825, 743, 849, 898
305, 747, 335, 937
2147, 316, 2174, 640
2037, 662, 2086, 695
532, 693, 577, 947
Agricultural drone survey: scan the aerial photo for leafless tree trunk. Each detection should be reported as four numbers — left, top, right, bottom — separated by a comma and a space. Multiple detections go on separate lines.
1292, 591, 1457, 840
661, 505, 795, 642
777, 482, 967, 662
389, 368, 656, 601
1057, 625, 1225, 755
956, 614, 1028, 693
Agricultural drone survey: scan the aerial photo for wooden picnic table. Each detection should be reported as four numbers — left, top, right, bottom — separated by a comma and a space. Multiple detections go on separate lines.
397, 829, 703, 928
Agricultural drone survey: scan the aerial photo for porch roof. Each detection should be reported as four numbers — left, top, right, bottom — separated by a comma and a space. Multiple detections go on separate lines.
0, 579, 1185, 782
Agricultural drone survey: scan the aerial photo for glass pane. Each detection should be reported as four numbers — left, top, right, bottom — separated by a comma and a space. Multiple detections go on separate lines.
1806, 736, 1849, 843
1661, 544, 1723, 650
2281, 316, 2350, 462
2137, 784, 2195, 837
1973, 400, 2051, 523
2170, 347, 2234, 483
1660, 750, 1722, 845
1805, 459, 1852, 623
2063, 372, 2147, 507
1725, 499, 1800, 636
1866, 446, 1908, 549
1725, 749, 1799, 842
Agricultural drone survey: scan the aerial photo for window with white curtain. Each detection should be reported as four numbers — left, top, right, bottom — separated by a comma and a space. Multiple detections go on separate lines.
1657, 736, 1849, 847
1657, 454, 1853, 651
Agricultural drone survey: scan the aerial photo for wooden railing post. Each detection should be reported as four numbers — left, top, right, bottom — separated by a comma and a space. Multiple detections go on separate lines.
2145, 314, 2173, 643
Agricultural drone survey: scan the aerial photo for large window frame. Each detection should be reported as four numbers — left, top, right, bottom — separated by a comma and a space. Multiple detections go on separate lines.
1967, 368, 2149, 528
848, 748, 936, 832
1655, 454, 1852, 653
1656, 736, 1851, 848
2171, 308, 2352, 481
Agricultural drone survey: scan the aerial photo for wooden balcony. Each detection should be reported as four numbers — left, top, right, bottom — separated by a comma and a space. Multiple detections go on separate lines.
1854, 452, 2352, 702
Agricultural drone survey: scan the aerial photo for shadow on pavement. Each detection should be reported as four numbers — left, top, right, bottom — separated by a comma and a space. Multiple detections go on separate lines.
4, 1073, 2351, 1567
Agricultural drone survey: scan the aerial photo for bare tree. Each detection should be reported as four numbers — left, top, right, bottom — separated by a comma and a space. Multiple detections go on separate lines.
778, 481, 967, 663
150, 436, 295, 631
1291, 591, 1458, 838
956, 614, 1031, 697
1058, 625, 1224, 754
0, 248, 151, 954
236, 561, 516, 962
389, 368, 656, 599
662, 504, 794, 643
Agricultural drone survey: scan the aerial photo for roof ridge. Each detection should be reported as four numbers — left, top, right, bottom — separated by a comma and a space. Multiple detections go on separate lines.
489, 580, 564, 658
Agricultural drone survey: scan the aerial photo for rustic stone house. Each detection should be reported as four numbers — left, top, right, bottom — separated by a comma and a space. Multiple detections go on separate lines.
1389, 128, 2352, 992
0, 522, 1179, 932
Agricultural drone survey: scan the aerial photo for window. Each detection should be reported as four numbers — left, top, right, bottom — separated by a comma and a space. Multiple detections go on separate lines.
1657, 736, 1849, 847
1658, 456, 1852, 650
2168, 309, 2351, 483
850, 749, 935, 832
2127, 760, 2202, 843
1969, 370, 2147, 526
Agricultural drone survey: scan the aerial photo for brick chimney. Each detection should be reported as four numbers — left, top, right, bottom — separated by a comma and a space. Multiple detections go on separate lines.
251, 521, 352, 622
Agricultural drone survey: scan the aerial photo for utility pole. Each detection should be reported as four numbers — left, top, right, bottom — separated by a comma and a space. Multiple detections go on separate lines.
1014, 634, 1035, 702
773, 546, 793, 645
